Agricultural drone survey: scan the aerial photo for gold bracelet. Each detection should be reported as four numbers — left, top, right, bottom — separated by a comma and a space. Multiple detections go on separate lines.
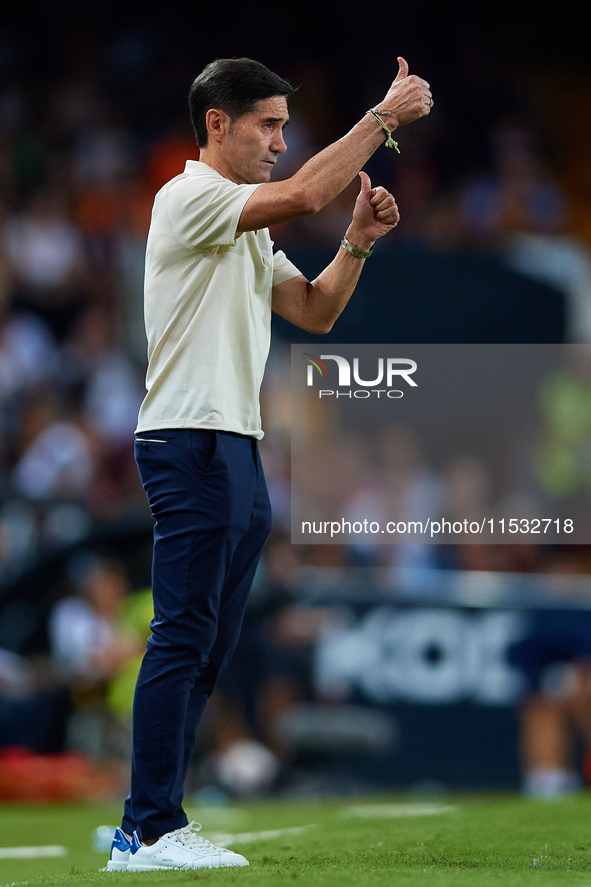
366, 108, 400, 153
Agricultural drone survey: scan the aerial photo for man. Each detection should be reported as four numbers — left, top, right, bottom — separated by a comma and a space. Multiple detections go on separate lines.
107, 56, 432, 872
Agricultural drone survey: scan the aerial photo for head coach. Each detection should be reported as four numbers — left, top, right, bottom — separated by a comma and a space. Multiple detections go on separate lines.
106, 55, 432, 872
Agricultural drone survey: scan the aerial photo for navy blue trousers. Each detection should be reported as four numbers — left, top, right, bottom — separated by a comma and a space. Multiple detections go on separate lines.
121, 429, 272, 840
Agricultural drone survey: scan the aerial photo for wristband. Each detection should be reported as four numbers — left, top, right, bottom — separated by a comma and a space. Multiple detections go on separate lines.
341, 235, 374, 259
366, 108, 400, 153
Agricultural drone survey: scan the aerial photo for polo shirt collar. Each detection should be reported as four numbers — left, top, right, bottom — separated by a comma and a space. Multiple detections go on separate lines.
184, 159, 222, 177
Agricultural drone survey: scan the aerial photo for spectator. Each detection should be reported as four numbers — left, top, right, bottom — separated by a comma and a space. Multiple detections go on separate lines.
0, 311, 58, 405
0, 647, 71, 753
508, 546, 591, 798
461, 122, 566, 244
12, 395, 94, 500
61, 303, 143, 450
48, 553, 142, 757
2, 188, 88, 339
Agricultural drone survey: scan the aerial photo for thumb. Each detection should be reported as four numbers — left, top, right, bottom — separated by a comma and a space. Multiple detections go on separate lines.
358, 170, 372, 194
394, 56, 409, 82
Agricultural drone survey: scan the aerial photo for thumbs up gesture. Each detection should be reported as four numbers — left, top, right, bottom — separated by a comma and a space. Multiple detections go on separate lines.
377, 57, 433, 128
394, 57, 410, 82
346, 171, 400, 250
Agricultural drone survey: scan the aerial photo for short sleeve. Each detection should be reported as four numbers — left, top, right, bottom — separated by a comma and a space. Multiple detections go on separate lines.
165, 174, 261, 250
272, 249, 302, 287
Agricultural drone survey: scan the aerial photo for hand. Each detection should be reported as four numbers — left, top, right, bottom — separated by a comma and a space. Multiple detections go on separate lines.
346, 171, 400, 250
378, 57, 433, 128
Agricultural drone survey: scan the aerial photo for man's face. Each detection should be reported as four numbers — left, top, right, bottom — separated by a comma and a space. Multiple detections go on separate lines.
221, 96, 289, 185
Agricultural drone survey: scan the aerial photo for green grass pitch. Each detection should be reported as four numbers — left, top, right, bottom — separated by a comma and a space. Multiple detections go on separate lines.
2, 793, 591, 886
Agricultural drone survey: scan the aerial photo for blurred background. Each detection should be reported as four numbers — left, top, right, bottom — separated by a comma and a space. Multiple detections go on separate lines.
1, 0, 591, 807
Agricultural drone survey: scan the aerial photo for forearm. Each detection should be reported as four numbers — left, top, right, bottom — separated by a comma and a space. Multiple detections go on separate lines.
239, 116, 388, 231
272, 181, 398, 336
291, 115, 387, 214
300, 234, 370, 334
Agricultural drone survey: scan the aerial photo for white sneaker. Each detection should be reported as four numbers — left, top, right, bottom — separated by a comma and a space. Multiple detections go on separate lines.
126, 821, 249, 870
105, 827, 132, 871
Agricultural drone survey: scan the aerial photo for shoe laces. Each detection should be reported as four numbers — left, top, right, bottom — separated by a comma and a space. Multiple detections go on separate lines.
171, 821, 225, 852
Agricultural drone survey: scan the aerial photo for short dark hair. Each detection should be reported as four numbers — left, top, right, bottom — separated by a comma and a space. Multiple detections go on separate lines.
188, 57, 295, 147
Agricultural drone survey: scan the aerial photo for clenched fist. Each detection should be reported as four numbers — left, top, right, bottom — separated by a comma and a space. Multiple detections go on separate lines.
345, 171, 400, 251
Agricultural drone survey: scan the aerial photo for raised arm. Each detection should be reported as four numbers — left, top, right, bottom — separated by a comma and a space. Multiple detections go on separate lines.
272, 171, 400, 334
238, 58, 432, 233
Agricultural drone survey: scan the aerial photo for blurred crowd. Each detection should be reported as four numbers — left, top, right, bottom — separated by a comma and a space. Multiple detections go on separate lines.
0, 23, 590, 568
1, 18, 591, 799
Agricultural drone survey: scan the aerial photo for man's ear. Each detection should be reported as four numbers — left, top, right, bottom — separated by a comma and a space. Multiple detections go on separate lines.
205, 108, 232, 143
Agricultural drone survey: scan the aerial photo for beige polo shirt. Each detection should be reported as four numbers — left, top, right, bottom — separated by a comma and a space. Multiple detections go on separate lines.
135, 160, 301, 439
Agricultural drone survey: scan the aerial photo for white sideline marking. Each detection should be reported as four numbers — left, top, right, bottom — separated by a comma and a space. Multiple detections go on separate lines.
341, 803, 457, 819
207, 824, 316, 845
0, 845, 67, 859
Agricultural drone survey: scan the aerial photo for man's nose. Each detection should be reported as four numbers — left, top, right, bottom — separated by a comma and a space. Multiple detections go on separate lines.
271, 131, 287, 154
